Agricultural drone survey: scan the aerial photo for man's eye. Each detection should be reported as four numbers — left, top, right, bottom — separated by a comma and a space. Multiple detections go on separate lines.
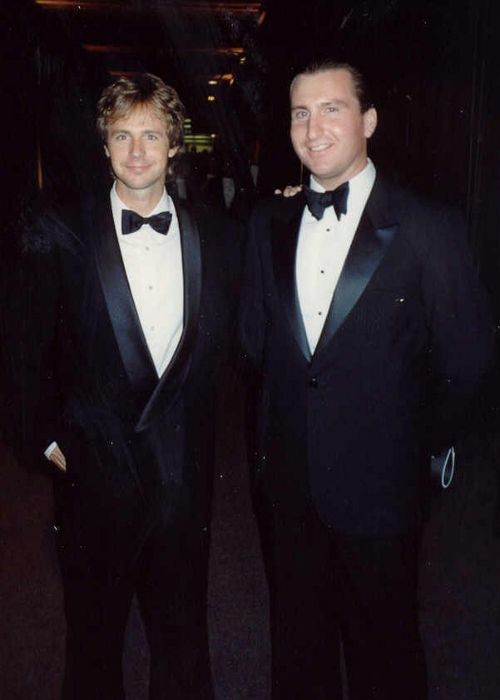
115, 134, 127, 141
293, 110, 308, 120
325, 106, 338, 114
146, 134, 159, 140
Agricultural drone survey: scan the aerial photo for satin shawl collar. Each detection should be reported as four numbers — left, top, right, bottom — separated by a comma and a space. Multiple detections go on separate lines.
271, 193, 312, 361
271, 180, 398, 363
313, 178, 398, 359
94, 198, 158, 407
135, 197, 202, 432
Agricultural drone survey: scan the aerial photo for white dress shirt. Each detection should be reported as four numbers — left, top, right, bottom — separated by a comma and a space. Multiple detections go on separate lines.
296, 159, 376, 354
45, 184, 184, 460
110, 184, 184, 377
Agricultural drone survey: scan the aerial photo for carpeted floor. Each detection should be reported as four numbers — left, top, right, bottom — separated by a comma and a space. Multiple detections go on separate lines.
1, 376, 499, 699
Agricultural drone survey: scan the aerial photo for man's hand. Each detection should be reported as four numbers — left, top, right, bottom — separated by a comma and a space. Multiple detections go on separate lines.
49, 445, 67, 472
274, 185, 303, 198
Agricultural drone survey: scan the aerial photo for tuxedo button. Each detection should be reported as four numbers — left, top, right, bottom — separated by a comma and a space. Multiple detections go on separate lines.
309, 377, 318, 388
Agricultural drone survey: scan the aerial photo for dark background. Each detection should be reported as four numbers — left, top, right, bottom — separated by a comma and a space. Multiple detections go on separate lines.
2, 0, 500, 295
1, 1, 500, 698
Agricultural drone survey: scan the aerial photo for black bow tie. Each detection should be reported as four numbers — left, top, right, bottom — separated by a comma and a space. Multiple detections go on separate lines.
121, 209, 172, 235
303, 182, 349, 221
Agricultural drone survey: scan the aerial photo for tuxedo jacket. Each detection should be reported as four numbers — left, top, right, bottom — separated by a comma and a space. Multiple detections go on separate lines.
240, 177, 495, 536
16, 193, 242, 573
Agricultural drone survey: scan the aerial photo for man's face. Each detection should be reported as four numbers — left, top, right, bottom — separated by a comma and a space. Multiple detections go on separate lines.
104, 104, 177, 204
290, 68, 377, 190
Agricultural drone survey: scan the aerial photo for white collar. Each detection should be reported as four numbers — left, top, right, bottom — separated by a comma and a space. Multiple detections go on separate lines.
309, 158, 376, 195
110, 183, 171, 236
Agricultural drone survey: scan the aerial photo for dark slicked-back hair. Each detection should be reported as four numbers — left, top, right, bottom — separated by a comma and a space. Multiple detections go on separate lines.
96, 73, 185, 151
291, 60, 374, 114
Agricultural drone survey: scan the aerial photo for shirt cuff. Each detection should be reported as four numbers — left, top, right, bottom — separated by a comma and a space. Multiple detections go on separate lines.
44, 441, 58, 460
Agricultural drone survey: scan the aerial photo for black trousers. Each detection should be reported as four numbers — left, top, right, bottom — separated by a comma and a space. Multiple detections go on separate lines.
256, 501, 428, 700
58, 513, 213, 700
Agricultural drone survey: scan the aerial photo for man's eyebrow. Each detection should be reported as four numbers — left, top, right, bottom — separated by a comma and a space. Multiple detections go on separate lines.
109, 128, 163, 134
109, 127, 131, 135
291, 98, 349, 110
318, 98, 349, 108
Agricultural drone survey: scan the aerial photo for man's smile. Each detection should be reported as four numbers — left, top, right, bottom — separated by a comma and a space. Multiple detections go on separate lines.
307, 143, 332, 152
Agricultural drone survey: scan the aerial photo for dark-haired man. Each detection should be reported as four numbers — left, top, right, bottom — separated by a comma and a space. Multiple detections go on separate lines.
240, 61, 495, 699
18, 73, 241, 700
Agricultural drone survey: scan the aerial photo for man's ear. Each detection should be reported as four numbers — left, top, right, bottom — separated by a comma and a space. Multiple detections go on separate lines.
363, 108, 377, 139
168, 146, 179, 159
104, 144, 110, 158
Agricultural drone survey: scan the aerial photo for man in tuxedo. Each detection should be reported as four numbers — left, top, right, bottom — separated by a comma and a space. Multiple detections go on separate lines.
239, 60, 495, 699
18, 73, 241, 699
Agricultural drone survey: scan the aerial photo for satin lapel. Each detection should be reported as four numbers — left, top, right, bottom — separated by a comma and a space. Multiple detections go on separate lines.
314, 211, 398, 357
94, 200, 158, 405
271, 195, 312, 362
135, 198, 202, 432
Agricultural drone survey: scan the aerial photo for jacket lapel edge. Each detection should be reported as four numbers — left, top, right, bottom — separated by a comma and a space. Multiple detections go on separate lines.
135, 199, 202, 432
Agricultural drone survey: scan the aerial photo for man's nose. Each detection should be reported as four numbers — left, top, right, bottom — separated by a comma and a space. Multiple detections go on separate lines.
129, 137, 145, 157
306, 113, 321, 140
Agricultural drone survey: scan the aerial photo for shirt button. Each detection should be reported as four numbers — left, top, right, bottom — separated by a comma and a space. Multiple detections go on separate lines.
148, 285, 153, 290
150, 325, 155, 331
145, 246, 150, 251
309, 377, 318, 388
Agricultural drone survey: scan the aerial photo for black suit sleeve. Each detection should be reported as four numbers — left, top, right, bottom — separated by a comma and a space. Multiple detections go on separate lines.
6, 216, 66, 468
238, 203, 268, 374
417, 206, 497, 450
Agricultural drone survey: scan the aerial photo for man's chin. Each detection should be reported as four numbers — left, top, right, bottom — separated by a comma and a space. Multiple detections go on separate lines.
118, 177, 158, 192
